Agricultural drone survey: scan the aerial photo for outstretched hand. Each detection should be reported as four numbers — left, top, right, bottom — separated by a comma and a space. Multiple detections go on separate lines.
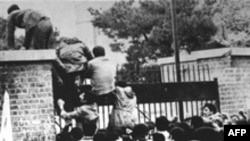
60, 110, 70, 119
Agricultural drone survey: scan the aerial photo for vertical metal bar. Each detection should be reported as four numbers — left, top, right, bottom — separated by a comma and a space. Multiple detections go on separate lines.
196, 101, 199, 116
160, 66, 164, 83
197, 65, 201, 81
167, 65, 170, 82
172, 65, 176, 82
102, 107, 105, 129
182, 64, 186, 82
191, 100, 194, 117
187, 64, 191, 82
154, 102, 157, 119
148, 103, 152, 121
143, 103, 146, 122
207, 64, 211, 81
202, 65, 206, 81
193, 64, 196, 82
159, 102, 163, 116
165, 102, 168, 118
138, 104, 141, 123
185, 101, 188, 118
170, 102, 173, 117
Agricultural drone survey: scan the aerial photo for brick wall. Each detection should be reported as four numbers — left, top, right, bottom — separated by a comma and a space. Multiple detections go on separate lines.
0, 50, 56, 141
198, 56, 250, 114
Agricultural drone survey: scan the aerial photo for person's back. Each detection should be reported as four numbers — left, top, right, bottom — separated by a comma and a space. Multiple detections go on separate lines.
193, 126, 222, 141
152, 133, 165, 141
87, 46, 116, 96
7, 4, 53, 49
155, 116, 171, 141
88, 57, 115, 94
56, 41, 93, 73
108, 84, 137, 130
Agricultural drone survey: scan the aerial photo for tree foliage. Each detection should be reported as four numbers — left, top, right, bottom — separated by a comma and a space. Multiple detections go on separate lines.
210, 0, 250, 47
89, 0, 218, 65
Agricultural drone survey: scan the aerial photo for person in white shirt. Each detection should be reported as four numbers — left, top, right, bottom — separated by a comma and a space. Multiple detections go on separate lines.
85, 46, 116, 104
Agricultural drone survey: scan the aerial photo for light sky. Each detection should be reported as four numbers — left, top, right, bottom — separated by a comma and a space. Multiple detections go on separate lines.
0, 0, 126, 65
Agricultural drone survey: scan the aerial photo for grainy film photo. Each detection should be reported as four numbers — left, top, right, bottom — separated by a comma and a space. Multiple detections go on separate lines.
0, 0, 250, 141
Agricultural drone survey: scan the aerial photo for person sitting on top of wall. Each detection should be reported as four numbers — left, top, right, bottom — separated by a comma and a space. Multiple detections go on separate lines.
85, 46, 116, 104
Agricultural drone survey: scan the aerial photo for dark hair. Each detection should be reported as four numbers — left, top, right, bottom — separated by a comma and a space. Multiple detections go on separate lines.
106, 131, 120, 141
152, 133, 165, 141
56, 132, 72, 141
93, 129, 108, 141
145, 121, 155, 130
82, 123, 97, 136
93, 46, 105, 57
202, 103, 217, 114
193, 127, 222, 141
115, 81, 128, 87
84, 91, 97, 104
70, 127, 83, 140
155, 116, 170, 131
170, 127, 187, 141
191, 116, 204, 129
132, 124, 149, 139
122, 136, 133, 141
7, 4, 20, 14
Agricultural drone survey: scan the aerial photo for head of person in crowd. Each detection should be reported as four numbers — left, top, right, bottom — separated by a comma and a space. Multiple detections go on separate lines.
93, 129, 108, 141
122, 135, 133, 141
132, 124, 149, 141
177, 122, 193, 140
106, 131, 122, 141
70, 127, 83, 141
56, 132, 72, 141
145, 121, 155, 131
238, 110, 247, 121
193, 126, 222, 141
93, 46, 105, 57
7, 4, 20, 14
115, 81, 127, 88
152, 133, 165, 141
230, 114, 240, 125
115, 81, 135, 99
190, 116, 204, 130
202, 103, 217, 117
234, 112, 249, 125
82, 123, 97, 136
155, 116, 170, 131
219, 113, 232, 125
170, 126, 188, 141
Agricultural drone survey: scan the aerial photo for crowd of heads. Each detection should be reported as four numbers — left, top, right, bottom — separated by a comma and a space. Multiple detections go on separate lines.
56, 103, 249, 141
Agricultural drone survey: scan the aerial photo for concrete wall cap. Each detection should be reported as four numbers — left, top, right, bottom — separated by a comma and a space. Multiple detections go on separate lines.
158, 47, 250, 65
0, 49, 56, 62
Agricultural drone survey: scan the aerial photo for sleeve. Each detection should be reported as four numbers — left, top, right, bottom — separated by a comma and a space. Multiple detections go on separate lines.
65, 106, 88, 119
6, 14, 16, 48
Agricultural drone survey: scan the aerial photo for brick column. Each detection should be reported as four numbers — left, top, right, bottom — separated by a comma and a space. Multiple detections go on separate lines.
0, 50, 56, 141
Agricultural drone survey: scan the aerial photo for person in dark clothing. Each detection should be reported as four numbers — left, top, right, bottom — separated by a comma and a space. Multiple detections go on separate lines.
6, 4, 53, 49
152, 133, 165, 141
132, 124, 149, 141
193, 126, 222, 141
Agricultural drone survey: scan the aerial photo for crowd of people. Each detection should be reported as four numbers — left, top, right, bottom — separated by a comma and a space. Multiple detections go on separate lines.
56, 103, 249, 141
54, 40, 250, 141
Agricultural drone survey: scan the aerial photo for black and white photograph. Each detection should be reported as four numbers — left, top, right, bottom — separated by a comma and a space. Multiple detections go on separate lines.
0, 0, 250, 141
